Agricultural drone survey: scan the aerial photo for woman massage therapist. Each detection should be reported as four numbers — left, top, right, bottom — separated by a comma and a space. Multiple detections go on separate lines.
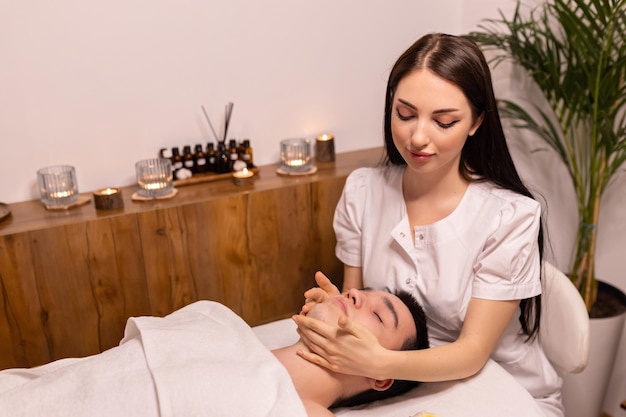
293, 33, 563, 417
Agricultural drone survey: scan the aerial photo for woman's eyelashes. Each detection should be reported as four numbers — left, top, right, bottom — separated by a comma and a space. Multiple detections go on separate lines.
395, 108, 459, 129
396, 108, 414, 121
436, 120, 459, 129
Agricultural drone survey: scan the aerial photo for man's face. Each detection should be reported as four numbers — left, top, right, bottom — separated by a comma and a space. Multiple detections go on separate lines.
306, 289, 416, 350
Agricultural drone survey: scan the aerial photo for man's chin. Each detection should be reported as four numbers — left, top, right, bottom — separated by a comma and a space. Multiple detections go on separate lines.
305, 305, 337, 324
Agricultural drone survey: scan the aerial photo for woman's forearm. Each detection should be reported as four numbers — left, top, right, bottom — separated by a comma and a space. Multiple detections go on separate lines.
342, 265, 363, 292
376, 298, 520, 382
377, 339, 488, 382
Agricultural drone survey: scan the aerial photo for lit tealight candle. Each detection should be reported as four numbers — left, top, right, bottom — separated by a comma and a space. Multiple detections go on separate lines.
232, 167, 255, 186
315, 134, 335, 162
51, 190, 76, 199
93, 187, 124, 210
287, 159, 306, 167
144, 182, 168, 191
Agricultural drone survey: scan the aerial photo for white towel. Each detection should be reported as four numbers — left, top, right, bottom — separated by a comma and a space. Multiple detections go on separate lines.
0, 301, 306, 417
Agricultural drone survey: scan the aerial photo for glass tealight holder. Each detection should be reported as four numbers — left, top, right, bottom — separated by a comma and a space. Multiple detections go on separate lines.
37, 165, 79, 207
280, 138, 313, 172
135, 158, 174, 198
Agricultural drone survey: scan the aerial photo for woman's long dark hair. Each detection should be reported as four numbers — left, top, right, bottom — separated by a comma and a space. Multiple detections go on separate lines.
383, 33, 542, 339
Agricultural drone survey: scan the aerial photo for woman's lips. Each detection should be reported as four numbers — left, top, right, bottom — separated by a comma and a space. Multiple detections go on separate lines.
410, 151, 434, 162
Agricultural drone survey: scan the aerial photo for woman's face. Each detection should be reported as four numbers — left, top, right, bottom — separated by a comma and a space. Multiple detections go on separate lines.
391, 69, 482, 176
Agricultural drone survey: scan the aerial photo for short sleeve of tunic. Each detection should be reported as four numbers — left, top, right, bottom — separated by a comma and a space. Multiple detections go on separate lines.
471, 191, 542, 300
333, 168, 371, 267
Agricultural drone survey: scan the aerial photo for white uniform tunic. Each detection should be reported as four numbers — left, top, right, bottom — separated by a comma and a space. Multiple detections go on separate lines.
334, 166, 563, 417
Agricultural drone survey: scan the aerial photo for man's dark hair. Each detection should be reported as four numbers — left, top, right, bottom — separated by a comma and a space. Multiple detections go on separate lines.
331, 290, 429, 408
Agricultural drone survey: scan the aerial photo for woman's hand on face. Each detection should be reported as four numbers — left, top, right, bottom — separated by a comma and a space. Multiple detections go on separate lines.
292, 313, 385, 378
301, 271, 340, 314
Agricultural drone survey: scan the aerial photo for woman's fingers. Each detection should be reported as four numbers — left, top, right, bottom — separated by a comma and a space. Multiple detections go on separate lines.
294, 315, 336, 350
336, 314, 359, 334
301, 287, 327, 314
295, 311, 384, 375
301, 271, 340, 313
304, 287, 327, 302
294, 316, 342, 372
314, 271, 340, 296
300, 300, 316, 314
293, 314, 358, 358
293, 314, 334, 338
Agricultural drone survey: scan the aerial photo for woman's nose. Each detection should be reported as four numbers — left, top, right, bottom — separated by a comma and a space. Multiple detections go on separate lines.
346, 288, 363, 308
411, 120, 430, 147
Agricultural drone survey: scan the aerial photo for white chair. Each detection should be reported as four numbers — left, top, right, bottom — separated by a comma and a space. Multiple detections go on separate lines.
539, 262, 590, 374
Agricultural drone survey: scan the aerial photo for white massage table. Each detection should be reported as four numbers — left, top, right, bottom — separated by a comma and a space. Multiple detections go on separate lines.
0, 302, 544, 417
253, 318, 546, 417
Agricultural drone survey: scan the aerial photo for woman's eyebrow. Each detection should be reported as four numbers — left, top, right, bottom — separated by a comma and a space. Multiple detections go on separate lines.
397, 98, 416, 109
433, 108, 460, 115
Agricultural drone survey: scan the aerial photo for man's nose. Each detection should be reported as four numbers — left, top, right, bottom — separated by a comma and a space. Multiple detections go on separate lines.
346, 288, 363, 308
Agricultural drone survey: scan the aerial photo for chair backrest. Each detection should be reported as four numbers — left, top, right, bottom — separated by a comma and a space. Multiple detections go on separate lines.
539, 262, 590, 374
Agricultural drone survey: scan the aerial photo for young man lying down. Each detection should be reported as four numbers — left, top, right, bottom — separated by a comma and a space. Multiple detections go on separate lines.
0, 281, 428, 417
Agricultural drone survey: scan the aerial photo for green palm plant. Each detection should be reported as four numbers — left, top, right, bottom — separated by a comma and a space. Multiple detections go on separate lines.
467, 0, 626, 313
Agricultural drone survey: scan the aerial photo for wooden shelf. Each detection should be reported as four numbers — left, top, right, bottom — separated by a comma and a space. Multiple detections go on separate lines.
0, 148, 383, 236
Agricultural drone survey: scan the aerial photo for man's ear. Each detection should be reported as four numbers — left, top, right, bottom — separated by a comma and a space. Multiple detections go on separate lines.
368, 378, 394, 391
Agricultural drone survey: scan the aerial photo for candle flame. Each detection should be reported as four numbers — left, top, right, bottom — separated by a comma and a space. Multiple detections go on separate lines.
52, 190, 74, 198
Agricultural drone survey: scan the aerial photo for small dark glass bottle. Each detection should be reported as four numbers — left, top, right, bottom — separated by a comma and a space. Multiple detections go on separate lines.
228, 139, 239, 171
242, 139, 254, 168
194, 144, 207, 174
236, 140, 245, 161
206, 142, 217, 172
182, 145, 195, 173
216, 141, 230, 173
171, 147, 183, 178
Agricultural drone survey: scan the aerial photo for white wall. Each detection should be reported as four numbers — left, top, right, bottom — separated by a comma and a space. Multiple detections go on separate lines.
1, 0, 465, 204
